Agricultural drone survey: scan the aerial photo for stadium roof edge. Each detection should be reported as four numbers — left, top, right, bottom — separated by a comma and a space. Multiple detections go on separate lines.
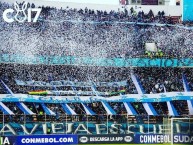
1, 0, 181, 16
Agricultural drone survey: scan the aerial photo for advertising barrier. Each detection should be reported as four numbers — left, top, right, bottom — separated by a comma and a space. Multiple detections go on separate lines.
1, 135, 78, 145
78, 134, 134, 144
134, 134, 193, 144
1, 134, 193, 145
1, 136, 16, 145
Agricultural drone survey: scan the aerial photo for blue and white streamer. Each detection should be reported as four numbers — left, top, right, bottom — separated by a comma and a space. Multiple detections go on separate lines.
131, 73, 145, 94
123, 102, 137, 115
143, 102, 158, 116
182, 74, 191, 92
131, 74, 158, 116
182, 74, 193, 115
0, 102, 14, 115
61, 103, 77, 115
40, 103, 56, 116
1, 80, 14, 95
167, 101, 179, 116
16, 102, 35, 115
81, 103, 96, 115
102, 101, 116, 115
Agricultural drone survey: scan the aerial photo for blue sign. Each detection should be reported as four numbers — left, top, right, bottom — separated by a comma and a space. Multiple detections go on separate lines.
3, 134, 193, 145
5, 135, 78, 145
173, 134, 193, 144
134, 134, 193, 144
183, 0, 193, 21
134, 134, 171, 144
78, 134, 134, 144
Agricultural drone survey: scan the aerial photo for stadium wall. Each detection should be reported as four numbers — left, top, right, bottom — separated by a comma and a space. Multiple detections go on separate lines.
2, 0, 181, 16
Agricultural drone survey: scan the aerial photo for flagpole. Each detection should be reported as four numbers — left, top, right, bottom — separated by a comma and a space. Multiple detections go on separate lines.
148, 115, 149, 134
87, 115, 88, 134
3, 112, 4, 136
107, 114, 108, 134
24, 113, 26, 135
127, 113, 128, 130
45, 112, 46, 125
66, 114, 67, 134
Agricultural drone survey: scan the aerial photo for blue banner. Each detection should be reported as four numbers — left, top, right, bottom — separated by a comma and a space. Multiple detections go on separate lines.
0, 92, 193, 104
78, 134, 134, 144
1, 54, 193, 67
134, 134, 193, 144
183, 0, 193, 21
135, 134, 171, 144
2, 134, 193, 144
3, 135, 78, 145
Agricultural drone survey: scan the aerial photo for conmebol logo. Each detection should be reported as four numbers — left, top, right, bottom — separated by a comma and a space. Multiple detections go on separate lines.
124, 136, 133, 142
79, 136, 88, 143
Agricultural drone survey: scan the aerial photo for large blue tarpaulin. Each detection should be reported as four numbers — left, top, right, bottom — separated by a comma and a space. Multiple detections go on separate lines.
183, 0, 193, 21
2, 54, 193, 67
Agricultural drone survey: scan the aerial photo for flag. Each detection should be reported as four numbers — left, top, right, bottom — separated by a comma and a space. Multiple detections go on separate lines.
28, 90, 48, 95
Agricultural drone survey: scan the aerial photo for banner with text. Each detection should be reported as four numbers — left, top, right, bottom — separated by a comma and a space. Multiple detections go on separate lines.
78, 134, 134, 144
1, 135, 78, 145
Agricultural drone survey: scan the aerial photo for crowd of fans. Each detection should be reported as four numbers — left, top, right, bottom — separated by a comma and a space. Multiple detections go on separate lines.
0, 1, 193, 124
0, 63, 192, 124
0, 1, 193, 59
0, 101, 189, 124
1, 64, 193, 95
135, 68, 185, 93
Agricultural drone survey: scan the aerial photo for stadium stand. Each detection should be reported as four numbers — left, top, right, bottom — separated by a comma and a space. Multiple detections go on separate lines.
0, 1, 193, 137
0, 1, 191, 59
